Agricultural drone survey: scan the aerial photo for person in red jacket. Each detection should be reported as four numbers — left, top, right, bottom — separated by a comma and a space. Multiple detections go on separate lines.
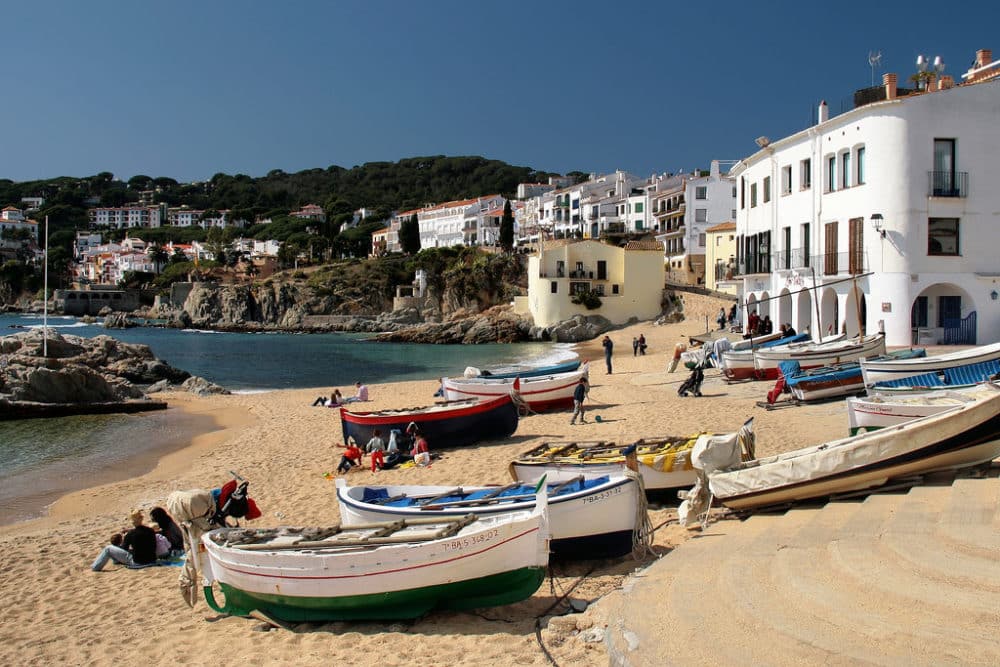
336, 440, 364, 474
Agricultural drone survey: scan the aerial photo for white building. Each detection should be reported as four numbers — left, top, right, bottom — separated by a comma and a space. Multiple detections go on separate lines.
0, 207, 38, 242
89, 205, 162, 229
731, 48, 1000, 347
416, 195, 506, 248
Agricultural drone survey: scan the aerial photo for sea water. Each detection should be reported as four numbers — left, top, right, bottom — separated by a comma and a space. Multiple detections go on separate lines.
0, 313, 577, 523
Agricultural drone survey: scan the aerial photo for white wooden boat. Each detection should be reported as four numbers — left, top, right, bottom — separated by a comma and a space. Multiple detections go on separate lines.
441, 363, 589, 411
860, 341, 1000, 388
846, 383, 998, 435
687, 385, 1000, 511
199, 496, 550, 622
720, 333, 815, 380
336, 475, 639, 559
753, 334, 885, 381
509, 435, 706, 491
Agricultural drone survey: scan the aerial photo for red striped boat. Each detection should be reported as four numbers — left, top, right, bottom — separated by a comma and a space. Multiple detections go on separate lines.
441, 363, 589, 411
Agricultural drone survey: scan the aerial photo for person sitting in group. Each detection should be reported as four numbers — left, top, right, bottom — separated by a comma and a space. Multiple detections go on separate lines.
366, 429, 386, 472
342, 381, 369, 404
762, 315, 773, 335
746, 310, 760, 338
312, 388, 343, 407
382, 428, 404, 469
783, 323, 797, 338
409, 424, 431, 467
150, 506, 185, 558
91, 509, 158, 571
335, 439, 364, 474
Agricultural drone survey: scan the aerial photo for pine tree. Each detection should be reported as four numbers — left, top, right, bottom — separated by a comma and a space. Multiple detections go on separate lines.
499, 200, 514, 253
400, 213, 421, 254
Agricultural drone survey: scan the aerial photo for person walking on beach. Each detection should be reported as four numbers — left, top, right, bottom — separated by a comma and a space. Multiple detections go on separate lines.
602, 335, 614, 374
91, 509, 158, 571
717, 308, 727, 331
632, 337, 639, 356
569, 377, 588, 425
638, 334, 647, 355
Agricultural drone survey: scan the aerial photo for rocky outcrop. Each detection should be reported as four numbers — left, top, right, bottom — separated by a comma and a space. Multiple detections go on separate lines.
537, 314, 614, 343
0, 329, 195, 408
373, 306, 533, 344
181, 376, 231, 396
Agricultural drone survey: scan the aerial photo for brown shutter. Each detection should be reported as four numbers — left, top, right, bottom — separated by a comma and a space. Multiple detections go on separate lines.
848, 217, 864, 274
824, 222, 839, 275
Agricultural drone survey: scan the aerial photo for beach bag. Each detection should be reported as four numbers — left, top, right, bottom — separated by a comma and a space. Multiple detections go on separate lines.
155, 532, 171, 558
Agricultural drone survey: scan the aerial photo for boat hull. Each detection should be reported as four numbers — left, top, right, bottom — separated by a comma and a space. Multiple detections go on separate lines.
754, 335, 886, 381
339, 394, 518, 448
442, 365, 588, 411
509, 460, 696, 492
846, 385, 996, 435
477, 358, 581, 379
709, 388, 1000, 510
861, 341, 1000, 387
337, 476, 639, 560
201, 509, 548, 622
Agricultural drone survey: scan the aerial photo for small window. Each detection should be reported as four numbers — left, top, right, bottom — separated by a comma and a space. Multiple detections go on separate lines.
801, 158, 812, 190
928, 217, 959, 256
826, 155, 836, 192
550, 281, 558, 293
731, 209, 737, 220
781, 165, 792, 194
698, 233, 706, 247
841, 151, 851, 188
740, 177, 745, 209
695, 186, 707, 200
634, 202, 643, 213
750, 182, 758, 207
856, 146, 866, 185
612, 284, 620, 294
695, 208, 707, 222
763, 176, 771, 203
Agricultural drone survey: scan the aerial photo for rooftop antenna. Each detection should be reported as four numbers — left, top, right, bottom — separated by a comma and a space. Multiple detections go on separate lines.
868, 50, 883, 87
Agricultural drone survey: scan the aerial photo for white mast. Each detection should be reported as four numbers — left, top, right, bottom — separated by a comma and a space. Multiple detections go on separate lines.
43, 215, 48, 357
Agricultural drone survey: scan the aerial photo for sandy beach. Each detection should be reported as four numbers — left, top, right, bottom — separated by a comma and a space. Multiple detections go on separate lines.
0, 294, 852, 666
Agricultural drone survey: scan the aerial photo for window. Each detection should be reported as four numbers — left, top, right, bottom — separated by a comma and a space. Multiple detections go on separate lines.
612, 284, 619, 295
801, 158, 812, 189
802, 223, 810, 267
932, 139, 957, 195
699, 233, 706, 247
782, 226, 791, 269
750, 182, 758, 207
740, 177, 745, 209
634, 202, 643, 213
928, 217, 959, 255
597, 260, 607, 280
731, 209, 737, 220
841, 151, 851, 188
763, 176, 771, 203
827, 155, 836, 192
732, 186, 737, 198
550, 281, 558, 294
695, 208, 707, 222
856, 146, 866, 185
695, 186, 707, 200
938, 296, 961, 328
824, 221, 839, 275
591, 206, 599, 217
781, 165, 792, 194
571, 199, 579, 209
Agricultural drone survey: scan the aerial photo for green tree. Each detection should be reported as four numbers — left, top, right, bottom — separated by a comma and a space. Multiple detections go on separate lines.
147, 244, 169, 273
399, 213, 420, 254
169, 247, 188, 264
499, 199, 514, 253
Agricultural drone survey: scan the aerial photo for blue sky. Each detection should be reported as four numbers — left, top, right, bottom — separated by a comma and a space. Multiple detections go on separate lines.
2, 1, 997, 183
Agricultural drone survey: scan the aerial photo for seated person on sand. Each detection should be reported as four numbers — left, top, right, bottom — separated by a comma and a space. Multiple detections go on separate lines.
150, 506, 185, 558
91, 509, 158, 571
336, 440, 364, 474
312, 388, 344, 407
382, 429, 404, 469
408, 424, 431, 467
341, 381, 369, 404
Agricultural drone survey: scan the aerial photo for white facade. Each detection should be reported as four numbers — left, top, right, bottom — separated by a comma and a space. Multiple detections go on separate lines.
732, 61, 1000, 347
416, 195, 506, 248
0, 207, 37, 241
89, 205, 162, 229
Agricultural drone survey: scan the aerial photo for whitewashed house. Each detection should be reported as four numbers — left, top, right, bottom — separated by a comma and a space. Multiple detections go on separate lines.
88, 205, 162, 229
731, 48, 1000, 347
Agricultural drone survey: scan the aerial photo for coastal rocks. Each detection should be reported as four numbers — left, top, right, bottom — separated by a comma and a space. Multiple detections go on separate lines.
0, 329, 194, 407
372, 306, 532, 344
543, 314, 613, 343
103, 312, 134, 329
181, 376, 231, 396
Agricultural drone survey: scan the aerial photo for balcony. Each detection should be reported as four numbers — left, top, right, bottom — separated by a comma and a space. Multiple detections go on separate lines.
928, 171, 968, 198
734, 250, 868, 278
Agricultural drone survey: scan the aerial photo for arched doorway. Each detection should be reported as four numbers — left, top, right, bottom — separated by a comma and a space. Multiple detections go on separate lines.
910, 283, 977, 345
778, 289, 792, 329
796, 289, 812, 335
745, 293, 758, 331
758, 291, 770, 320
820, 288, 839, 339
843, 287, 868, 337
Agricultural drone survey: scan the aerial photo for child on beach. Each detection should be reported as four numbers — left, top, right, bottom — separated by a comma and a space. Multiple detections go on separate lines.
366, 429, 386, 472
336, 440, 364, 474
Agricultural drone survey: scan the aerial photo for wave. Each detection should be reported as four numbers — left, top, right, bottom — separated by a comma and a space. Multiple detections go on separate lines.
23, 322, 89, 329
230, 389, 274, 395
180, 328, 229, 335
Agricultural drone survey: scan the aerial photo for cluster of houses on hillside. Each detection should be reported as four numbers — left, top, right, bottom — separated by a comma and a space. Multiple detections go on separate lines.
4, 46, 998, 348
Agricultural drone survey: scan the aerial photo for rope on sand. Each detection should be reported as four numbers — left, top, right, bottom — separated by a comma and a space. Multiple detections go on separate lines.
626, 467, 655, 559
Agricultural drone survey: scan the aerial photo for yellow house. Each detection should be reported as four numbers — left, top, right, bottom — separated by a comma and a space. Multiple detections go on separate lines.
514, 239, 665, 328
704, 221, 737, 295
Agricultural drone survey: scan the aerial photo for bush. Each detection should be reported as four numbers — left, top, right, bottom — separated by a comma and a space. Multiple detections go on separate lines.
571, 289, 602, 310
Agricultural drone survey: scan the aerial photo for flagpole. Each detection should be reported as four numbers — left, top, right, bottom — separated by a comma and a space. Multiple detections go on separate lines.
43, 215, 48, 357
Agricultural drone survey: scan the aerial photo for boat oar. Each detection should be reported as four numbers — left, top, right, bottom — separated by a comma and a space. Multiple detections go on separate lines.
417, 487, 464, 506
549, 475, 585, 494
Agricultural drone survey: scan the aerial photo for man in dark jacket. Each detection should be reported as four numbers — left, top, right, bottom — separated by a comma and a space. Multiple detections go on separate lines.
91, 509, 158, 571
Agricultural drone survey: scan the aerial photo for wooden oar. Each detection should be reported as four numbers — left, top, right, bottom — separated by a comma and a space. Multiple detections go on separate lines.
232, 514, 479, 550
420, 491, 537, 510
550, 475, 585, 494
417, 487, 464, 505
369, 493, 408, 506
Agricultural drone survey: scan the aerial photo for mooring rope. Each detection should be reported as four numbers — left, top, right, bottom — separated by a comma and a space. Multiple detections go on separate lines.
509, 389, 536, 417
625, 467, 655, 558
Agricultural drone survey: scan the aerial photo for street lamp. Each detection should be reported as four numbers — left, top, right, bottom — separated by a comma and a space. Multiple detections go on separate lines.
870, 213, 886, 238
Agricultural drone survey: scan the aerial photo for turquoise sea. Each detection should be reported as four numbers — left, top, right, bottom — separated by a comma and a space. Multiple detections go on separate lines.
0, 312, 576, 524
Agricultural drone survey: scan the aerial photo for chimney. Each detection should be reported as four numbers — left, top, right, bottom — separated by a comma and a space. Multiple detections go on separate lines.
940, 74, 955, 89
883, 72, 898, 100
817, 100, 828, 123
977, 49, 993, 68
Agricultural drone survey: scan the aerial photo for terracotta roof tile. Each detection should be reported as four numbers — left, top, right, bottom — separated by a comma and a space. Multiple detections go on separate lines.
624, 240, 664, 251
705, 221, 736, 233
